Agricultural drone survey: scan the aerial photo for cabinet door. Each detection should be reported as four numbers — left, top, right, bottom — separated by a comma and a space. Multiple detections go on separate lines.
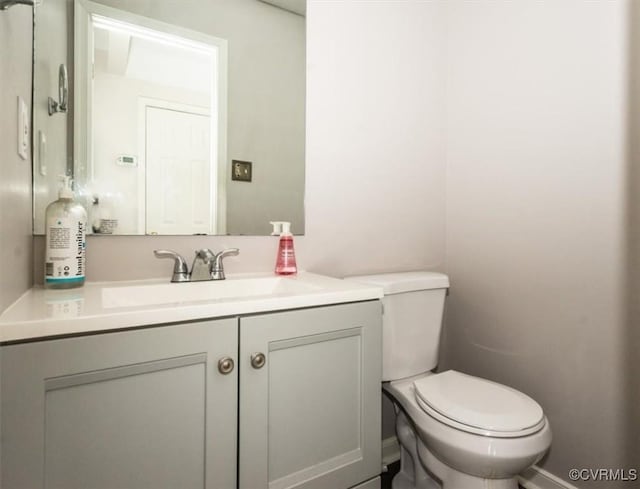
1, 319, 238, 489
239, 301, 382, 489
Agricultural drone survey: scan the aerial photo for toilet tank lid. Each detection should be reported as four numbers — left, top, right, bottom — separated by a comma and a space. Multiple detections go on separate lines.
345, 271, 449, 295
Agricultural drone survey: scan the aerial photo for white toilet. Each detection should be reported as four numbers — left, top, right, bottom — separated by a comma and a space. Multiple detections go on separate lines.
348, 271, 552, 489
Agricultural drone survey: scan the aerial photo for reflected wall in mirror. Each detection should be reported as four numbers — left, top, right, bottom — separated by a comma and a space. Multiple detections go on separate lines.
33, 0, 306, 236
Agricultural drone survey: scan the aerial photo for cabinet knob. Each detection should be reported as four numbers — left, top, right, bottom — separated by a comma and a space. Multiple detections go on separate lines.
250, 352, 266, 369
218, 357, 235, 375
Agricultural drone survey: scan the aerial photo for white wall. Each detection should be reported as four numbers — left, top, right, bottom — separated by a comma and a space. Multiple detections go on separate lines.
0, 6, 34, 313
442, 0, 631, 484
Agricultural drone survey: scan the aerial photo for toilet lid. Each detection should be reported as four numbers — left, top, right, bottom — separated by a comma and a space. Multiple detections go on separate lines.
413, 370, 545, 437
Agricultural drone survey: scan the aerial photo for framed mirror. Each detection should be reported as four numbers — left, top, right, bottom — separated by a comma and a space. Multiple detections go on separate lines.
33, 0, 306, 236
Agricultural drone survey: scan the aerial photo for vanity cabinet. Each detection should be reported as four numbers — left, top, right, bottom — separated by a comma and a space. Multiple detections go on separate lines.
1, 301, 381, 489
1, 318, 239, 489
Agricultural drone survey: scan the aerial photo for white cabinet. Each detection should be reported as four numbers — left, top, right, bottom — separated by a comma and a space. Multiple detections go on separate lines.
240, 302, 382, 489
1, 301, 382, 489
1, 319, 238, 489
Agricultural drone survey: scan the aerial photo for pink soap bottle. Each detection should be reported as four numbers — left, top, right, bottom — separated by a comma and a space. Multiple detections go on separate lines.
272, 221, 297, 275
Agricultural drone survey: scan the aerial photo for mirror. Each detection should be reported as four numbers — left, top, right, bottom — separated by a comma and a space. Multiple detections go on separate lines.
33, 0, 306, 236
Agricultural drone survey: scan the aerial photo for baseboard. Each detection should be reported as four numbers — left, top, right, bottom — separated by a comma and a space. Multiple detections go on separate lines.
381, 436, 400, 467
382, 436, 576, 489
519, 466, 579, 489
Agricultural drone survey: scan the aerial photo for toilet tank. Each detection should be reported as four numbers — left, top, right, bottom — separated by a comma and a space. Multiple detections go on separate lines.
347, 272, 449, 381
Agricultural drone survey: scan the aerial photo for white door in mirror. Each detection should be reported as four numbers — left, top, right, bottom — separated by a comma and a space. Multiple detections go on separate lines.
146, 107, 212, 235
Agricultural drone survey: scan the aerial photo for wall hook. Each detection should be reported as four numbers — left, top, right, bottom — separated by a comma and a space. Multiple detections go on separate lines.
48, 64, 68, 116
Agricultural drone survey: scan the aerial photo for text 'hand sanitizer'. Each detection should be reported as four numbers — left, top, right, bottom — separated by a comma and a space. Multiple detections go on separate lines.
44, 176, 87, 289
271, 221, 297, 275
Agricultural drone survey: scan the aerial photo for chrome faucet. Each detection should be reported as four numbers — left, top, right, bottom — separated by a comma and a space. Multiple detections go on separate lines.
154, 248, 239, 282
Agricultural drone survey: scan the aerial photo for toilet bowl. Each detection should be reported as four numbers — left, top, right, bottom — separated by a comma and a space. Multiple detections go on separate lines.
346, 272, 552, 489
385, 372, 552, 489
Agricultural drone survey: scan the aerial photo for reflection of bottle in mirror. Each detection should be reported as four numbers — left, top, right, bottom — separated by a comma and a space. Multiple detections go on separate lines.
44, 176, 87, 289
272, 221, 297, 275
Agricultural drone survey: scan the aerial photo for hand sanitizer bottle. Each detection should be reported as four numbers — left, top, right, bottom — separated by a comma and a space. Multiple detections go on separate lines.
44, 176, 88, 289
272, 221, 297, 275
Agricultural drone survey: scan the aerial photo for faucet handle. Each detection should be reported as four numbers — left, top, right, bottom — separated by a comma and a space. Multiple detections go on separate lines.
153, 250, 190, 283
211, 248, 239, 280
216, 248, 239, 260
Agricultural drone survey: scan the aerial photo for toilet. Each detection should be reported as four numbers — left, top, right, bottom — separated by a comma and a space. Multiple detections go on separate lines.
348, 271, 552, 489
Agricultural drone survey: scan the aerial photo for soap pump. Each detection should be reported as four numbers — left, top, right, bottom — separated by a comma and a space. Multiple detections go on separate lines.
44, 175, 87, 289
271, 221, 297, 275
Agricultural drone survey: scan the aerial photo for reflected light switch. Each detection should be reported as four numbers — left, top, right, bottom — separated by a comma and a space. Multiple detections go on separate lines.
232, 160, 252, 182
17, 96, 29, 160
38, 130, 47, 175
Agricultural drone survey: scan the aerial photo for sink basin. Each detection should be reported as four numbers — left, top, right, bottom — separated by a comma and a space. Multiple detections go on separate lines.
101, 275, 320, 309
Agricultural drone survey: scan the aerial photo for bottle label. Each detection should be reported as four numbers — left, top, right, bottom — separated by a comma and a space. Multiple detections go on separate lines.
45, 217, 86, 283
280, 248, 295, 261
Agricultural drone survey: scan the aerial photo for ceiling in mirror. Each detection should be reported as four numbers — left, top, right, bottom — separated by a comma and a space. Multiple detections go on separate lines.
32, 0, 306, 236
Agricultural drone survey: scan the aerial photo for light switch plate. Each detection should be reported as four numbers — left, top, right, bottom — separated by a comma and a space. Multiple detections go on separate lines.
232, 160, 252, 182
17, 96, 29, 160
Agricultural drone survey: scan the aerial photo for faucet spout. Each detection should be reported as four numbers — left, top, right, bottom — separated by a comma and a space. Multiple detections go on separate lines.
190, 249, 215, 282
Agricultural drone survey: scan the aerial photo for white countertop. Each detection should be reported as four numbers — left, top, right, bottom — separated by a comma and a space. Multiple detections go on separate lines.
0, 272, 383, 343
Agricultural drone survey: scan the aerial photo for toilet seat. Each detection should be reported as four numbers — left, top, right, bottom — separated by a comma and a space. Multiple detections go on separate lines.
413, 370, 545, 438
